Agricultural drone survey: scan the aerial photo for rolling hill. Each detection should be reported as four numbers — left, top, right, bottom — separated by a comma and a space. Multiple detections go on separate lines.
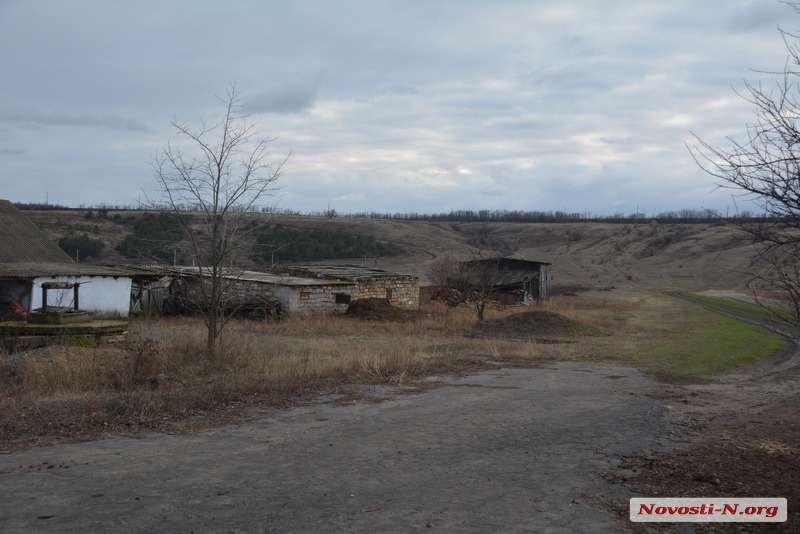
22, 208, 757, 292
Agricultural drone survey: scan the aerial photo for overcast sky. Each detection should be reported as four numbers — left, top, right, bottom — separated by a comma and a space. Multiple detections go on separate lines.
0, 0, 797, 216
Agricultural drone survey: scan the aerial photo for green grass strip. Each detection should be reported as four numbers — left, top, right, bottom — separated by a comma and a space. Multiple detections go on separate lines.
631, 297, 787, 377
678, 292, 774, 315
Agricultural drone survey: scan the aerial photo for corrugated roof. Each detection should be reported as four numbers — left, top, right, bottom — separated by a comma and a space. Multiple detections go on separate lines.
235, 270, 354, 287
292, 264, 417, 281
0, 200, 74, 263
130, 265, 354, 287
0, 262, 138, 279
463, 257, 552, 268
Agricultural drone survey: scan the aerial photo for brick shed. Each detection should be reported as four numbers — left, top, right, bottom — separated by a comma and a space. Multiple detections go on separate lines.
290, 265, 420, 310
133, 266, 357, 317
228, 270, 356, 316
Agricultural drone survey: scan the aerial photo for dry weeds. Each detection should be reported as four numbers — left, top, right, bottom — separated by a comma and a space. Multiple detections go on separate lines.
0, 301, 576, 445
0, 292, 777, 448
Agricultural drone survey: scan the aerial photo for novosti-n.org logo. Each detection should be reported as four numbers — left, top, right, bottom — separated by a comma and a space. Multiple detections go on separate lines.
630, 498, 787, 522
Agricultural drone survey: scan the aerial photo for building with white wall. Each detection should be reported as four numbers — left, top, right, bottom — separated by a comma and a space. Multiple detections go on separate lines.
0, 200, 134, 319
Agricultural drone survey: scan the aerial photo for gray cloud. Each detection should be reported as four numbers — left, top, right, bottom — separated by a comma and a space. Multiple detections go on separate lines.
0, 0, 792, 214
245, 75, 322, 115
726, 0, 790, 32
0, 147, 25, 155
519, 61, 601, 94
0, 109, 148, 131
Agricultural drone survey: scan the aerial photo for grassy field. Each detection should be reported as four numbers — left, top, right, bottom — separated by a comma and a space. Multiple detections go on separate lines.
621, 294, 787, 375
0, 290, 786, 448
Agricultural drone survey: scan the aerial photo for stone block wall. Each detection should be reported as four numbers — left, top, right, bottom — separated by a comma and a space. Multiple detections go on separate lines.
289, 284, 356, 316
185, 277, 356, 316
224, 279, 282, 306
355, 277, 419, 310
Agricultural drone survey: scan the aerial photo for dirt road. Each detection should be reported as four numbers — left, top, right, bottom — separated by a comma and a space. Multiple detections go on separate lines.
609, 293, 800, 532
0, 362, 673, 533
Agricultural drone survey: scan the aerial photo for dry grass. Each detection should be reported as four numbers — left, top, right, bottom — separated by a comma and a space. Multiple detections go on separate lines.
0, 303, 550, 445
0, 292, 784, 447
29, 211, 757, 291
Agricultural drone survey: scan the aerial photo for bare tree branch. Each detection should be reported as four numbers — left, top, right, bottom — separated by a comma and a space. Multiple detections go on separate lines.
688, 5, 800, 324
147, 84, 290, 355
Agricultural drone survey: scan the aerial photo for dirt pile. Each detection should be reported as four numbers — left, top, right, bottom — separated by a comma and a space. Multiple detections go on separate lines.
344, 298, 409, 321
471, 310, 597, 340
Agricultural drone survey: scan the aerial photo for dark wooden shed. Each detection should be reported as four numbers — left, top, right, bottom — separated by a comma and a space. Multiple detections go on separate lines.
460, 257, 550, 304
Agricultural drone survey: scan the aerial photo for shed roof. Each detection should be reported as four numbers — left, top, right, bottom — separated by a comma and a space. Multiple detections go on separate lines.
0, 262, 139, 279
233, 269, 354, 287
0, 200, 74, 263
290, 264, 417, 281
463, 256, 552, 268
461, 257, 550, 287
130, 266, 354, 287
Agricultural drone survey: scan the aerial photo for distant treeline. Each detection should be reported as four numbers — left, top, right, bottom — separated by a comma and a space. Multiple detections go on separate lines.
15, 201, 769, 224
14, 202, 73, 211
116, 213, 189, 264
301, 208, 770, 224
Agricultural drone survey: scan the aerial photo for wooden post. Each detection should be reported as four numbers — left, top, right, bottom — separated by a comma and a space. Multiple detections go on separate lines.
40, 282, 80, 312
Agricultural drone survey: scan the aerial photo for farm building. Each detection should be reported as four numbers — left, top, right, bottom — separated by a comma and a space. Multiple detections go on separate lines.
128, 266, 357, 317
289, 265, 419, 310
129, 264, 419, 317
0, 199, 134, 319
224, 269, 357, 316
0, 199, 132, 349
459, 257, 551, 304
0, 262, 136, 319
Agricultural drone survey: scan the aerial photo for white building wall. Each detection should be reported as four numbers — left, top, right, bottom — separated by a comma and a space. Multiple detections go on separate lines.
31, 276, 132, 317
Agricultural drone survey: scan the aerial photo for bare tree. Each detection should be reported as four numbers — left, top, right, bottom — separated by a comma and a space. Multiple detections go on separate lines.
463, 254, 504, 321
688, 6, 800, 325
428, 251, 506, 321
427, 254, 466, 291
151, 85, 290, 355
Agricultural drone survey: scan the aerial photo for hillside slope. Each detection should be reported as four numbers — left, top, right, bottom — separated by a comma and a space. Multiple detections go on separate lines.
24, 209, 756, 291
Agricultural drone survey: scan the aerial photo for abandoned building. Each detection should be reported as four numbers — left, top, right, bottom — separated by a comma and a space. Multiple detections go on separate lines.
458, 257, 550, 304
129, 266, 358, 317
1, 262, 135, 319
129, 264, 420, 317
289, 265, 420, 310
0, 199, 131, 349
0, 199, 134, 319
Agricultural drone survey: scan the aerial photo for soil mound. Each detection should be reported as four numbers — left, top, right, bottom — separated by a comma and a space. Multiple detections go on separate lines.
345, 298, 409, 321
471, 310, 596, 340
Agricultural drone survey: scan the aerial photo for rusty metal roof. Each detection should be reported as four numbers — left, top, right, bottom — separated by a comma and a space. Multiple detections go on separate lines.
0, 200, 74, 263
